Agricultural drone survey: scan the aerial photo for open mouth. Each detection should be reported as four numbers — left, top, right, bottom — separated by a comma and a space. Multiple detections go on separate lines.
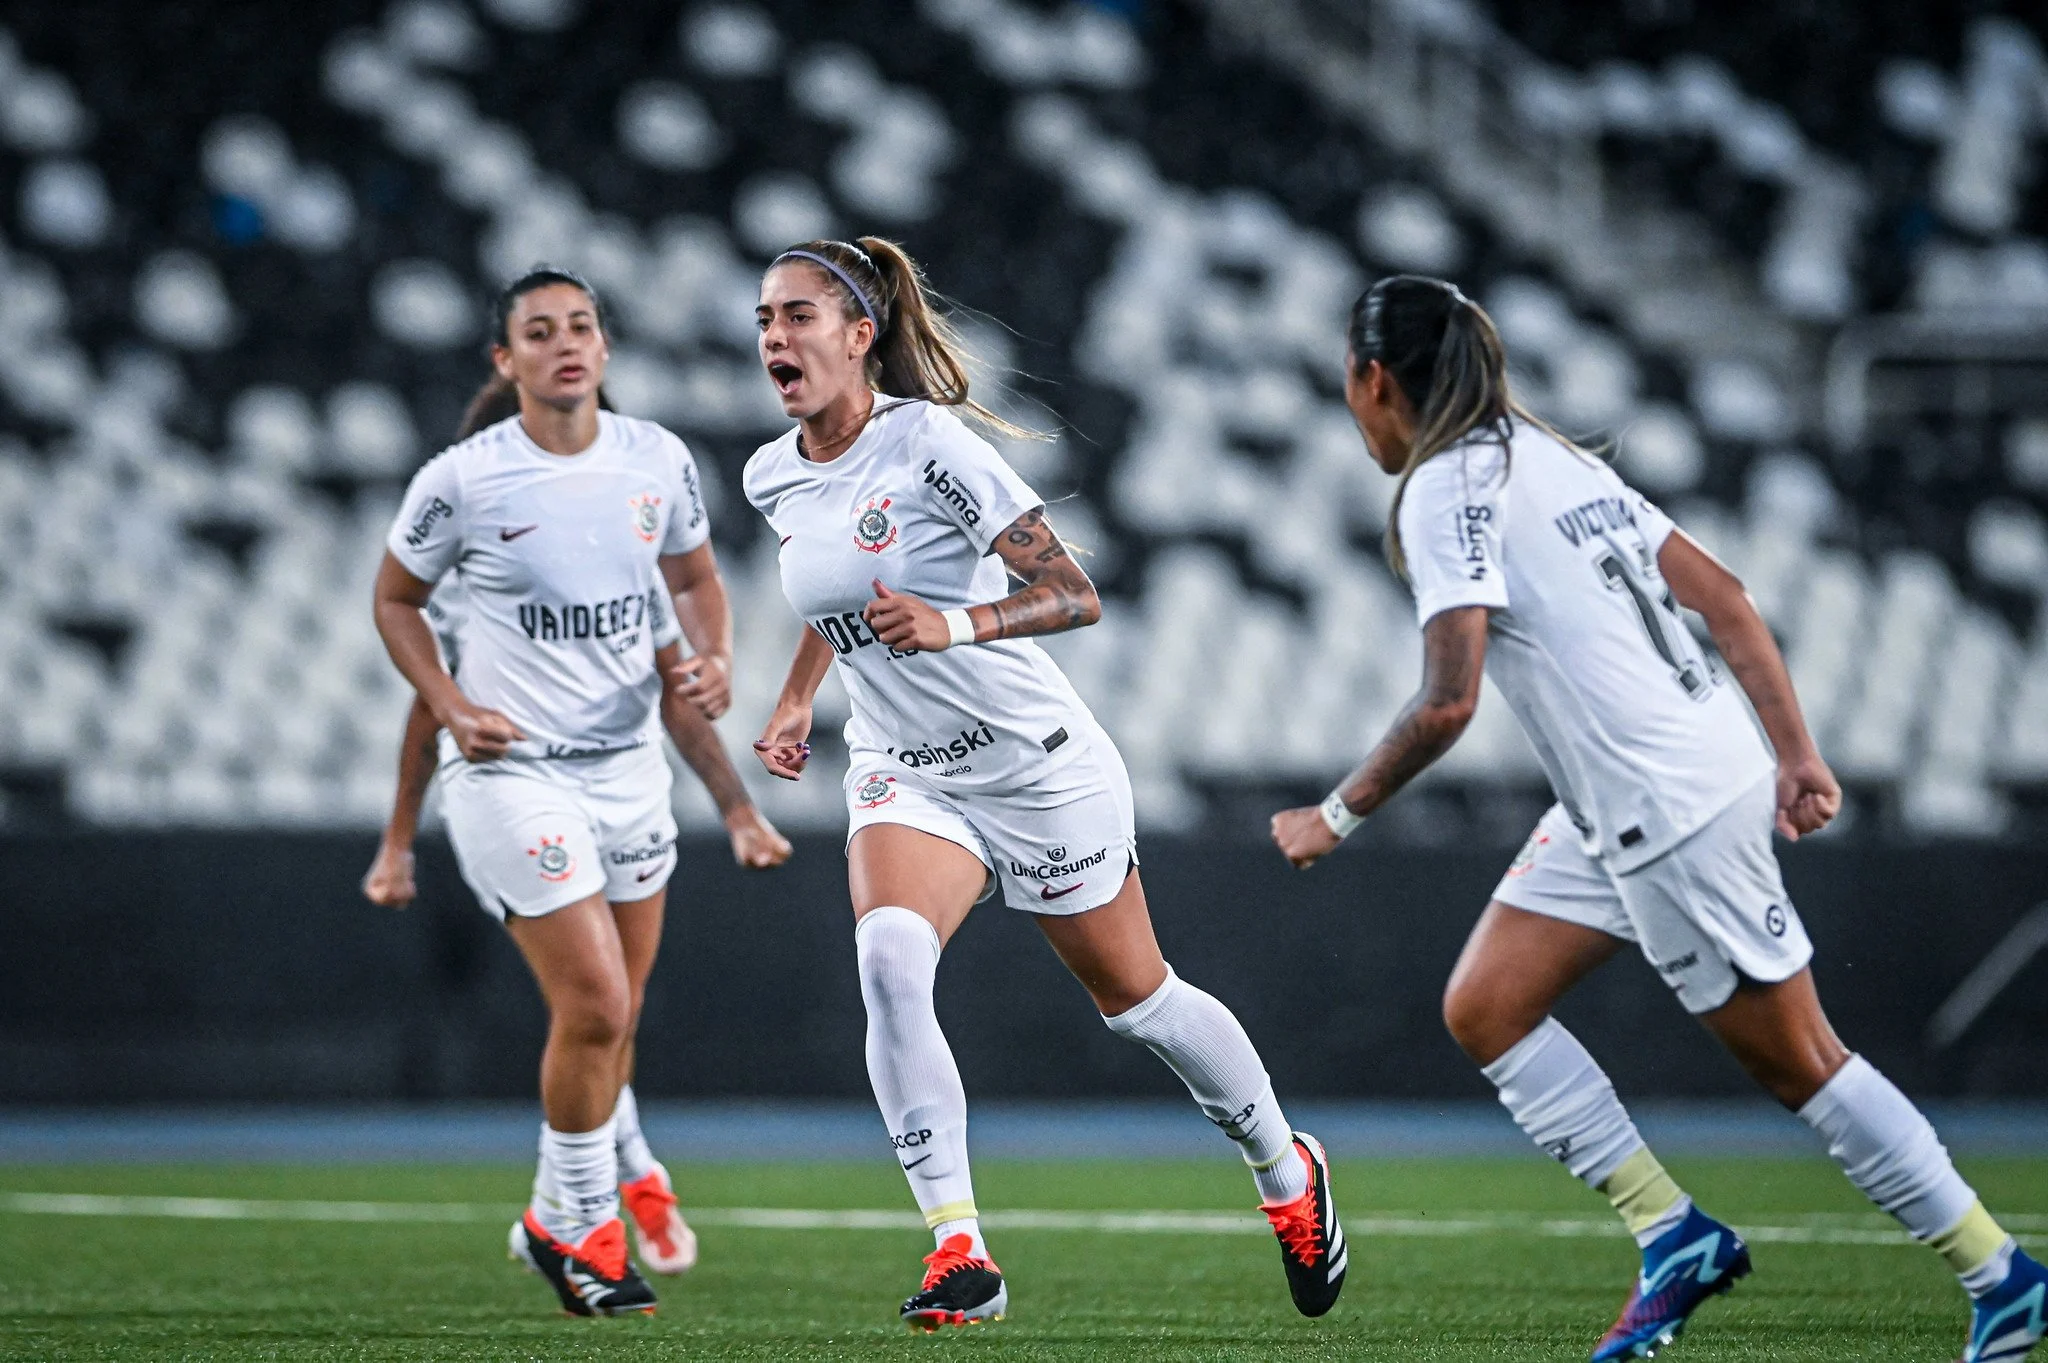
767, 362, 803, 396
553, 364, 587, 384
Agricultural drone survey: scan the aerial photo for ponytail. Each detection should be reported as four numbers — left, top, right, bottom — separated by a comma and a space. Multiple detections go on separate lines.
770, 237, 1041, 440
1351, 274, 1586, 580
455, 374, 520, 440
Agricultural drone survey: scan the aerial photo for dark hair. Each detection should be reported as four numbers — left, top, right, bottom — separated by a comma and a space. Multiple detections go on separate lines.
1348, 274, 1583, 579
455, 374, 520, 440
769, 237, 1037, 439
493, 265, 606, 347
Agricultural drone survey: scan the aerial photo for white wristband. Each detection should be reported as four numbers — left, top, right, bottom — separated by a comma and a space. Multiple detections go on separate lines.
1319, 791, 1364, 840
941, 608, 976, 649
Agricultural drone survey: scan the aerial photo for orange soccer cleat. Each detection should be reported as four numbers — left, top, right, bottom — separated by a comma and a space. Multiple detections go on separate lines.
1261, 1132, 1348, 1318
619, 1167, 699, 1275
508, 1210, 657, 1317
899, 1233, 1007, 1331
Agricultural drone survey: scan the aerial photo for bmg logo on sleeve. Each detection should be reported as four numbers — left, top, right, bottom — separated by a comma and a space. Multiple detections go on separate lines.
1456, 505, 1492, 580
405, 496, 454, 548
922, 460, 982, 527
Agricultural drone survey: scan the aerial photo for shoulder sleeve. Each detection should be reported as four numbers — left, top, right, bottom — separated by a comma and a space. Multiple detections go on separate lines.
740, 444, 775, 517
660, 430, 711, 555
386, 453, 464, 583
1398, 449, 1510, 627
1628, 486, 1677, 552
912, 408, 1039, 555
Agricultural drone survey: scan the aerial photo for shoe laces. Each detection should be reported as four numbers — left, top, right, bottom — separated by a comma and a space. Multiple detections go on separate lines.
1264, 1188, 1324, 1267
921, 1233, 994, 1289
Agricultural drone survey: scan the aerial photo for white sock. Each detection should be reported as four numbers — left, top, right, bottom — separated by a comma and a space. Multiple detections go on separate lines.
612, 1084, 661, 1185
1102, 967, 1308, 1206
1798, 1053, 2009, 1291
1960, 1237, 2019, 1298
932, 1215, 988, 1259
1482, 1018, 1688, 1246
533, 1116, 620, 1244
856, 907, 981, 1248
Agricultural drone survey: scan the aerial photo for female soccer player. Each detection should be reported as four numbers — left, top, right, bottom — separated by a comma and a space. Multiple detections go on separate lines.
374, 267, 760, 1316
362, 373, 791, 1280
744, 237, 1347, 1329
1271, 274, 2043, 1363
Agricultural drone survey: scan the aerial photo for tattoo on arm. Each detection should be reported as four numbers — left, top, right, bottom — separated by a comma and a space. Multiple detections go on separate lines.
1337, 608, 1487, 816
973, 508, 1100, 642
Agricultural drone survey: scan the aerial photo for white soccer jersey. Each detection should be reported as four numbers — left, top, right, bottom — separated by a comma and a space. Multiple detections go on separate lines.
425, 573, 683, 677
744, 399, 1098, 791
420, 570, 685, 770
387, 412, 710, 760
1399, 420, 1772, 872
425, 581, 469, 676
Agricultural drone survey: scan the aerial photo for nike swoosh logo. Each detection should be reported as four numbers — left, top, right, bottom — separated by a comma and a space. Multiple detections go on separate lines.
779, 535, 792, 545
636, 864, 665, 882
1039, 882, 1084, 900
500, 525, 540, 541
900, 1154, 933, 1170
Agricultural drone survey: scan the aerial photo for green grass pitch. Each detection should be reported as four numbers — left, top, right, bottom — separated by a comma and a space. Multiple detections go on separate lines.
2, 1157, 2041, 1360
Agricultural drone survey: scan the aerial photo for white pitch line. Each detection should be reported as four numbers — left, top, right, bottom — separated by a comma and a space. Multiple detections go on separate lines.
0, 1192, 505, 1223
0, 1193, 2039, 1248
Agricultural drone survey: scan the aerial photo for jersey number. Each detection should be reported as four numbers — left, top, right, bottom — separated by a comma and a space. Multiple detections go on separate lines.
1596, 551, 1709, 700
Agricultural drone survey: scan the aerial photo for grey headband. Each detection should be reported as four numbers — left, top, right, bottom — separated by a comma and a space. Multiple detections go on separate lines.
776, 249, 878, 330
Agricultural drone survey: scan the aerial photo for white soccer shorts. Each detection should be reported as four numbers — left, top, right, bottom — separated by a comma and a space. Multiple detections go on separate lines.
438, 744, 678, 921
841, 724, 1139, 916
1491, 777, 1812, 1014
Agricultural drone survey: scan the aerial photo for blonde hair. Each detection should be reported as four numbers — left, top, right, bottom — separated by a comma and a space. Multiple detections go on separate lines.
769, 237, 1041, 440
1350, 275, 1586, 579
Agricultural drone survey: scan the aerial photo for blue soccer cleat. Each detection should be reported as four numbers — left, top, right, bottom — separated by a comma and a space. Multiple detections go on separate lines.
1963, 1247, 2047, 1363
1590, 1204, 1751, 1361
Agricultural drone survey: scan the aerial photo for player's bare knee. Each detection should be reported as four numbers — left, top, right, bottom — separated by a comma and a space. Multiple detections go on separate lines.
556, 986, 631, 1052
1442, 976, 1531, 1064
1440, 978, 1486, 1055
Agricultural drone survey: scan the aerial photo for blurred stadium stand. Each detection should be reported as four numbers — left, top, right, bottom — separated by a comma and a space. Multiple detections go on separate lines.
0, 0, 2043, 849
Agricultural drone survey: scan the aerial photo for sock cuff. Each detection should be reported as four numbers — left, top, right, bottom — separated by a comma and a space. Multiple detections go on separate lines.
922, 1199, 979, 1229
612, 1084, 638, 1124
1599, 1145, 1685, 1236
1480, 1016, 1566, 1087
1246, 1129, 1297, 1172
543, 1116, 618, 1149
856, 905, 942, 959
1795, 1051, 1871, 1128
1100, 966, 1182, 1035
1930, 1199, 2009, 1262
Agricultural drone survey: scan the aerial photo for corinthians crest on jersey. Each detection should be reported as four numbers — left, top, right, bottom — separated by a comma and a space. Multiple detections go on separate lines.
853, 496, 897, 553
629, 492, 662, 543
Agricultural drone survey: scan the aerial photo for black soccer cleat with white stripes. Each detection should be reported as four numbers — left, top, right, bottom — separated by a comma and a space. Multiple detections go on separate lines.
899, 1233, 1007, 1331
509, 1210, 658, 1317
1262, 1131, 1348, 1317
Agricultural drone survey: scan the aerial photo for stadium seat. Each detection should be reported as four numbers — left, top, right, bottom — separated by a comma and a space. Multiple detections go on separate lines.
0, 1, 2041, 845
